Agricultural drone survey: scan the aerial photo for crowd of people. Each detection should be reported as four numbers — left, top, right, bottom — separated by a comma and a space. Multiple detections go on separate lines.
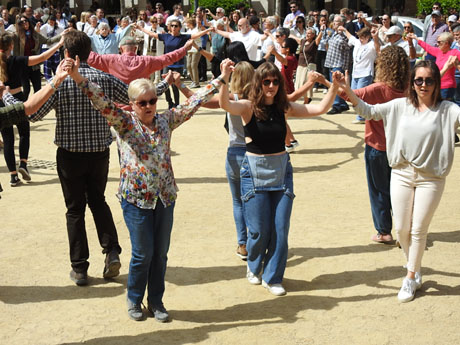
1, 0, 460, 321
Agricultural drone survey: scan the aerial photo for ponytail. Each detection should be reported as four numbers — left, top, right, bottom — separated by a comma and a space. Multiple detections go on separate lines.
0, 33, 13, 83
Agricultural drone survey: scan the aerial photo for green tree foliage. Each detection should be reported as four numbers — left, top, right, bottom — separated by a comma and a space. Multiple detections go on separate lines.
417, 0, 459, 15
190, 0, 250, 16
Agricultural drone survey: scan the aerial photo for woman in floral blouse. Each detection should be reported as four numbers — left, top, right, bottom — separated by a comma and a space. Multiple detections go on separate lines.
65, 56, 227, 322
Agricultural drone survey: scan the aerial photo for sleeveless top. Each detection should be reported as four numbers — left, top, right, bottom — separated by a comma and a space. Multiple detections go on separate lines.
244, 104, 286, 154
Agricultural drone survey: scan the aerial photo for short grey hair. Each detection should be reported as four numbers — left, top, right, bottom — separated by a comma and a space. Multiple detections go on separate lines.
98, 22, 110, 30
34, 8, 44, 15
438, 32, 454, 44
217, 7, 225, 15
334, 14, 345, 24
128, 78, 157, 101
276, 27, 290, 37
265, 16, 276, 27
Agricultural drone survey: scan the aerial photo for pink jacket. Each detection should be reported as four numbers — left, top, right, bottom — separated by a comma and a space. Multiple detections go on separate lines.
87, 46, 187, 84
418, 40, 460, 89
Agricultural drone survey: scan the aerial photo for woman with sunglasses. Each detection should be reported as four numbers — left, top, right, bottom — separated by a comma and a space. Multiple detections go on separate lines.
64, 54, 227, 321
341, 60, 460, 303
219, 59, 341, 296
402, 23, 422, 67
137, 19, 212, 109
408, 32, 460, 101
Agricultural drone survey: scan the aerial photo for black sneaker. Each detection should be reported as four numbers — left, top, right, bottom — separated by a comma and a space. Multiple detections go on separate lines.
18, 163, 31, 181
103, 250, 121, 279
148, 303, 169, 322
10, 174, 21, 187
70, 269, 88, 286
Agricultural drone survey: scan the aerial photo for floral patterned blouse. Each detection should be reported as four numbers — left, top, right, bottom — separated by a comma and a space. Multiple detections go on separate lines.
78, 79, 222, 209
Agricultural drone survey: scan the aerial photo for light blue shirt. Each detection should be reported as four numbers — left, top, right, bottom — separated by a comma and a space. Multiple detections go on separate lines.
90, 25, 132, 55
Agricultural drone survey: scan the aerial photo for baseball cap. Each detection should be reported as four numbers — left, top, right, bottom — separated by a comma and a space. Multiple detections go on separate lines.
431, 10, 441, 17
119, 36, 137, 47
384, 26, 402, 36
448, 15, 457, 22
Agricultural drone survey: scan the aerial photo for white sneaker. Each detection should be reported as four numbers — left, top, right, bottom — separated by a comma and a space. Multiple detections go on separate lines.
323, 89, 328, 94
262, 280, 286, 296
397, 277, 416, 303
246, 266, 261, 285
312, 87, 317, 92
415, 272, 422, 290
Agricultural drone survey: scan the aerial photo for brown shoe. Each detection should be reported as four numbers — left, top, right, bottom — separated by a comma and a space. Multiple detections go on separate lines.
236, 244, 248, 260
103, 250, 121, 278
371, 233, 393, 244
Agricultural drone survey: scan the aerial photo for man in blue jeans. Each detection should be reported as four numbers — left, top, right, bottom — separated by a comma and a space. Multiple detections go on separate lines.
324, 15, 350, 114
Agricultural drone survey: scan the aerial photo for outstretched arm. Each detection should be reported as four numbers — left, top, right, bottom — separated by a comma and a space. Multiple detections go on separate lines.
28, 35, 65, 66
24, 59, 69, 114
287, 71, 321, 102
287, 71, 342, 118
190, 27, 213, 40
218, 59, 251, 119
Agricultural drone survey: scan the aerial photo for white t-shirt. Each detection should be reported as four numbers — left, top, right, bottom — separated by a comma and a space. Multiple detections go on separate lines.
348, 36, 377, 78
229, 30, 261, 61
40, 23, 63, 48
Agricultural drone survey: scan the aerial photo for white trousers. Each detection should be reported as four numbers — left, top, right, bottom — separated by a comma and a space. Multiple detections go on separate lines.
391, 164, 445, 273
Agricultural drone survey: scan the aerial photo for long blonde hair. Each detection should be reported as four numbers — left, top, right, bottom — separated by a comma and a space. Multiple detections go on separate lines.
230, 62, 254, 99
0, 33, 13, 82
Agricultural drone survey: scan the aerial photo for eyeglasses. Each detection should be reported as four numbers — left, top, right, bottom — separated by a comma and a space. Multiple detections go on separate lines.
404, 26, 411, 29
413, 77, 435, 86
170, 24, 179, 27
135, 98, 158, 107
262, 79, 280, 86
275, 34, 281, 38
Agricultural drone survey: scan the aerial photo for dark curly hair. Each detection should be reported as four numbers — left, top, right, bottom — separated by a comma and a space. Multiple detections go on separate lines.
375, 45, 410, 92
249, 62, 290, 121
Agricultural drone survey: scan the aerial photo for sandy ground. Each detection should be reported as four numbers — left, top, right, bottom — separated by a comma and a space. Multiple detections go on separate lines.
1, 89, 460, 345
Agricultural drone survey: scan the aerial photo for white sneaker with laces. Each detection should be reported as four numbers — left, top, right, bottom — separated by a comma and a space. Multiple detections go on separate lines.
312, 87, 317, 92
246, 266, 261, 285
262, 280, 286, 296
397, 277, 416, 303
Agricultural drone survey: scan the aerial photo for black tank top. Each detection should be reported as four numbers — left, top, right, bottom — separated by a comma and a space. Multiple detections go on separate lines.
243, 104, 286, 154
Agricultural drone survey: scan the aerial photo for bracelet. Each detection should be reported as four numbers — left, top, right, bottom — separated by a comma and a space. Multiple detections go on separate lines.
179, 83, 186, 89
49, 79, 58, 91
198, 47, 202, 52
217, 76, 226, 85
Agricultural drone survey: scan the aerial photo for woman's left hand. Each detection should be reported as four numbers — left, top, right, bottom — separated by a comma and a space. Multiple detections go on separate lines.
220, 58, 234, 80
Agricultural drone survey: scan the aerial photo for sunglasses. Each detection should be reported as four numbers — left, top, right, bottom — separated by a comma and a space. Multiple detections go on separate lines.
290, 6, 297, 9
437, 40, 445, 44
404, 26, 411, 29
262, 79, 280, 86
413, 77, 435, 86
135, 98, 158, 107
432, 6, 440, 9
170, 24, 179, 27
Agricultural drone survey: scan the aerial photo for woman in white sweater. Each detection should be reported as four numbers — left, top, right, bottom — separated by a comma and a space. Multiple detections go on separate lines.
342, 60, 460, 303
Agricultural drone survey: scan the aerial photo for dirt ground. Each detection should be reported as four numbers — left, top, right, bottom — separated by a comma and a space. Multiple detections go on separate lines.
1, 90, 460, 345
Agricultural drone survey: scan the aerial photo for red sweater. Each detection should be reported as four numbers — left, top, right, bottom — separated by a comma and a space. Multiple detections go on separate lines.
340, 82, 406, 151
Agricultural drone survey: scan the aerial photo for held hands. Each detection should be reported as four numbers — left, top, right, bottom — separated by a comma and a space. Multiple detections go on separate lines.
170, 71, 182, 87
445, 55, 459, 69
184, 39, 194, 51
220, 58, 235, 80
406, 32, 417, 40
160, 70, 174, 85
307, 71, 321, 83
371, 27, 378, 37
331, 70, 346, 88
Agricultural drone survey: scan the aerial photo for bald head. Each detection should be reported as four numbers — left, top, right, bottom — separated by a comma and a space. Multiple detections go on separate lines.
238, 18, 250, 34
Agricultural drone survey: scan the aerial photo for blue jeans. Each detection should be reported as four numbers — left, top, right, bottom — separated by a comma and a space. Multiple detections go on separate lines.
351, 75, 373, 121
454, 76, 460, 106
440, 88, 455, 101
122, 198, 175, 306
330, 67, 348, 110
365, 145, 392, 235
225, 146, 247, 245
240, 154, 295, 284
